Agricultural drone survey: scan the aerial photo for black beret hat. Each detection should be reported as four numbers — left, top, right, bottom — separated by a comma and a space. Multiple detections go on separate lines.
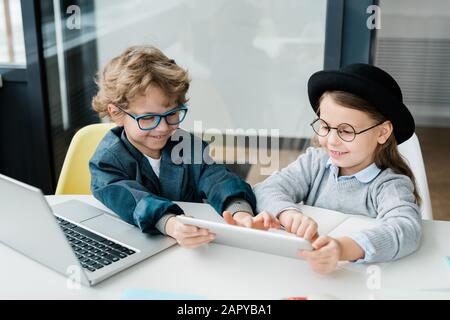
308, 63, 415, 144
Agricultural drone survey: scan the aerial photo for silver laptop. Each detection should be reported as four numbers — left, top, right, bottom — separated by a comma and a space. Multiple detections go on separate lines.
0, 173, 184, 286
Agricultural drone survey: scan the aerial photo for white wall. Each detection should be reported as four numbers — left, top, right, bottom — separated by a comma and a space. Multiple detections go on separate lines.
376, 0, 450, 127
378, 0, 450, 39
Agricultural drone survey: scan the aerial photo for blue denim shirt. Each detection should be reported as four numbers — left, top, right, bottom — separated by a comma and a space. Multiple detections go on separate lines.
89, 126, 256, 234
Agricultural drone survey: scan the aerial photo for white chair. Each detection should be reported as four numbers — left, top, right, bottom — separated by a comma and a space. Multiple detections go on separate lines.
398, 133, 433, 220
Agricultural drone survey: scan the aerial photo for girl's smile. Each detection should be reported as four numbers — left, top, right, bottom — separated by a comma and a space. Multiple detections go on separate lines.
329, 150, 349, 158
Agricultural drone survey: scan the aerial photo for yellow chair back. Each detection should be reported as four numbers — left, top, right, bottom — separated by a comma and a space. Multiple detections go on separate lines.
55, 123, 116, 195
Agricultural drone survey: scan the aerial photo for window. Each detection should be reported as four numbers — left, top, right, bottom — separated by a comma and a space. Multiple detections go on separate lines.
0, 0, 26, 65
93, 0, 327, 138
39, 0, 327, 180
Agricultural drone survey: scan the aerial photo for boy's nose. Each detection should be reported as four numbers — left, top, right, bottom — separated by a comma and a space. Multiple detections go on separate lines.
154, 117, 172, 132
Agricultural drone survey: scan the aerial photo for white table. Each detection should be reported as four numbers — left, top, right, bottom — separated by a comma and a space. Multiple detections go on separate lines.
0, 195, 449, 300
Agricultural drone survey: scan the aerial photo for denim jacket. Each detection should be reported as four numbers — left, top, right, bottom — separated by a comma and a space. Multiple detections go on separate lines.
89, 126, 256, 234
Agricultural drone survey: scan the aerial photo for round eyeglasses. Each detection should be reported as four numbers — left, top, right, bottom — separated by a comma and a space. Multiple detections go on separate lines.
117, 105, 188, 131
310, 118, 383, 142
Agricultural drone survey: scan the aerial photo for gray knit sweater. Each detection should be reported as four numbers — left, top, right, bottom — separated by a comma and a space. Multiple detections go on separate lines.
253, 147, 422, 263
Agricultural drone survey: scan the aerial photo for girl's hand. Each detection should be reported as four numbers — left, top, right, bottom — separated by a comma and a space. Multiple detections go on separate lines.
299, 236, 342, 274
165, 216, 215, 248
223, 211, 280, 230
278, 209, 319, 242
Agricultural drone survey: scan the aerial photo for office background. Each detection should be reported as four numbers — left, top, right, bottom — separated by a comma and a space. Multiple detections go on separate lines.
0, 0, 449, 221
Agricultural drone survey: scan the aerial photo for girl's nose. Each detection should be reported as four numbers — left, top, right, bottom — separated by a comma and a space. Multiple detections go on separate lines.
327, 129, 341, 145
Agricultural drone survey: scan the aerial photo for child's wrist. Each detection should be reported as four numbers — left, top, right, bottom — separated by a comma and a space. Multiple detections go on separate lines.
337, 237, 365, 261
232, 211, 252, 220
165, 216, 177, 237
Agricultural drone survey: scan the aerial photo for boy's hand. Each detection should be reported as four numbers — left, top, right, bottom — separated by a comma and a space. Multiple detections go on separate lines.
165, 216, 215, 248
223, 211, 280, 230
278, 209, 318, 242
299, 236, 342, 274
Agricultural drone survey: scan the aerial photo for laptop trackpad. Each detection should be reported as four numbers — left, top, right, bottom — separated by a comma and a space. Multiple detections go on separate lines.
81, 214, 141, 246
51, 200, 105, 223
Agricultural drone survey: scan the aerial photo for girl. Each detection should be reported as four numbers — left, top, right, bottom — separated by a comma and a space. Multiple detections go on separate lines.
254, 63, 422, 274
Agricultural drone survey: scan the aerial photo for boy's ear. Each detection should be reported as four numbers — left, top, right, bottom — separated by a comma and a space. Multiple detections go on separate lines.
107, 104, 124, 125
377, 120, 393, 144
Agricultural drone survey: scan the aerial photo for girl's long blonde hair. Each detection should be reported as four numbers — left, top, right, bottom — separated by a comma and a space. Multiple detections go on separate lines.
318, 90, 421, 206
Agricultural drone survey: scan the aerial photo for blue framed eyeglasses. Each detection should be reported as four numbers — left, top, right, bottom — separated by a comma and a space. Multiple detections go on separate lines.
116, 105, 188, 130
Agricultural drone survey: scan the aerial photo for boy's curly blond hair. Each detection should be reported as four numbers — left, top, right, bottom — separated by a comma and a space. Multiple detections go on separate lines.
92, 45, 190, 119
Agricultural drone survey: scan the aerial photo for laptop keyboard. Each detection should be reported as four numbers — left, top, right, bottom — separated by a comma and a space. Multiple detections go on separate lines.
55, 216, 136, 272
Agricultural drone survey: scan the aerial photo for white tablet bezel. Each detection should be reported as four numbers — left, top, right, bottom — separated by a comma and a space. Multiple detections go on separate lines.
176, 215, 313, 259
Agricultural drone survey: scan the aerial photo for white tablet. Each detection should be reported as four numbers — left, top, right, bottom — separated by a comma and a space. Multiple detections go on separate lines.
176, 215, 313, 259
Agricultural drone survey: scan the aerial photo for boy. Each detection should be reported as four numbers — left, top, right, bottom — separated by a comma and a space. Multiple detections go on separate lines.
90, 45, 259, 248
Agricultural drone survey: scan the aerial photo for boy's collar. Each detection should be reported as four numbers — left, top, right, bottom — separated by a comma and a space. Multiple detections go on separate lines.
326, 157, 381, 183
120, 128, 144, 160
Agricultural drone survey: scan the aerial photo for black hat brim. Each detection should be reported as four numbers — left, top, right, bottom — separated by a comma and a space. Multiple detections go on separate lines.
308, 70, 415, 145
